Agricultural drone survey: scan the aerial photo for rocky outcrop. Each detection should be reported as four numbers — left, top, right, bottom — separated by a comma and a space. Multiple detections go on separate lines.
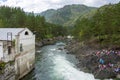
66, 39, 120, 79
0, 62, 15, 80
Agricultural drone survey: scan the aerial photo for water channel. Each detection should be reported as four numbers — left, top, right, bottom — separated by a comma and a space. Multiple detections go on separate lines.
21, 42, 96, 80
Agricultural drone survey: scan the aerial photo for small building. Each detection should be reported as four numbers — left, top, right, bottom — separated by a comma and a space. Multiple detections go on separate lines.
0, 28, 35, 79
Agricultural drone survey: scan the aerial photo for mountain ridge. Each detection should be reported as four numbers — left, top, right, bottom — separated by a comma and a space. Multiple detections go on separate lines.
39, 4, 97, 27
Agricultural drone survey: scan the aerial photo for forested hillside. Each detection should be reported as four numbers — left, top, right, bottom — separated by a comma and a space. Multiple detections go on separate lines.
0, 6, 67, 40
40, 4, 97, 27
72, 3, 120, 47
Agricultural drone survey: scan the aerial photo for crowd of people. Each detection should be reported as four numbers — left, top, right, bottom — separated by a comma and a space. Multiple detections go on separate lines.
95, 49, 120, 73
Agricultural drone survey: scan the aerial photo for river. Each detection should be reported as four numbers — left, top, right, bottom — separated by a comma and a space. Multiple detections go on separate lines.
21, 42, 96, 80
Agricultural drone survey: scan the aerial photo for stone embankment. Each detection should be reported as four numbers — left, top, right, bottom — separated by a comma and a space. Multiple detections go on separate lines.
0, 62, 15, 80
65, 39, 120, 79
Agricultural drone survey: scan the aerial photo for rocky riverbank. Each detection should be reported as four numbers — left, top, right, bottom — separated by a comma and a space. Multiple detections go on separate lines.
35, 37, 120, 79
65, 39, 120, 79
36, 36, 67, 47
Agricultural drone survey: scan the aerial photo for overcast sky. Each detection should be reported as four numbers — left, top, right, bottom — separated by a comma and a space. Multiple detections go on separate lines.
0, 0, 120, 13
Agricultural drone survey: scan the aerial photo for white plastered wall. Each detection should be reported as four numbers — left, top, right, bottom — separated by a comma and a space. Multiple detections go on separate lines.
0, 41, 3, 60
19, 28, 35, 52
15, 28, 35, 78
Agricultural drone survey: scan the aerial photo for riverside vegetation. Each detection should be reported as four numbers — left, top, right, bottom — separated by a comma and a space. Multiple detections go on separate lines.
41, 2, 120, 79
72, 3, 120, 47
68, 2, 120, 79
0, 6, 67, 80
0, 2, 120, 80
0, 6, 67, 41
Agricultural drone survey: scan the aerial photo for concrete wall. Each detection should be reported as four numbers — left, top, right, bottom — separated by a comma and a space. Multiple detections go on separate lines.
0, 41, 15, 62
0, 28, 35, 80
15, 28, 35, 54
15, 28, 35, 79
15, 49, 35, 79
0, 41, 3, 60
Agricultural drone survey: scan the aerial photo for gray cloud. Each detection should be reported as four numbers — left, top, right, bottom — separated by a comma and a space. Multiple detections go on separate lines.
0, 0, 119, 13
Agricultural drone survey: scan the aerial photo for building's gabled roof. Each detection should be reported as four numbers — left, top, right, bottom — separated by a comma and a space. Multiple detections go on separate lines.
0, 28, 25, 41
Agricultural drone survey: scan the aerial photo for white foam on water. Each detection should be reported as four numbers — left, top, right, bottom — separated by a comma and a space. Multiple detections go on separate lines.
36, 50, 41, 53
50, 48, 56, 51
53, 55, 96, 80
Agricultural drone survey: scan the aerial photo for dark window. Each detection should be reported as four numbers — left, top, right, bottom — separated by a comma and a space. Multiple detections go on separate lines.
20, 44, 23, 52
8, 46, 11, 54
25, 31, 29, 35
